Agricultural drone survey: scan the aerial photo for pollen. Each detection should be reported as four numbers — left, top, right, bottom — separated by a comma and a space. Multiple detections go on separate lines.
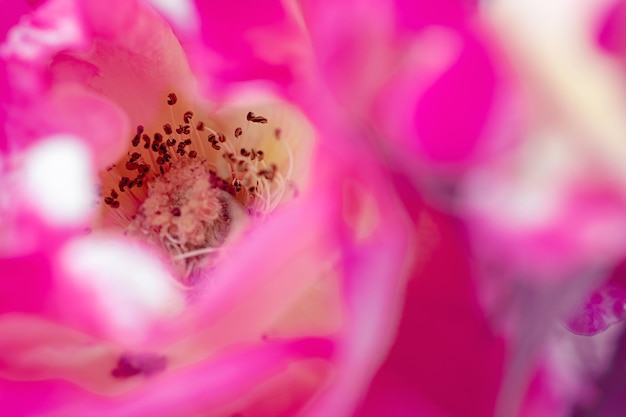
126, 158, 234, 278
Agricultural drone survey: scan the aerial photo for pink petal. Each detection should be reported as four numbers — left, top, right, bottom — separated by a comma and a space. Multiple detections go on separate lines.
44, 338, 334, 417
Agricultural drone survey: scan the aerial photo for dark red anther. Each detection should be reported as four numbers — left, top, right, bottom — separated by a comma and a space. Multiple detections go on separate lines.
159, 166, 165, 175
136, 179, 143, 188
171, 207, 181, 217
184, 138, 192, 145
176, 148, 186, 156
246, 111, 255, 121
235, 127, 243, 138
256, 150, 264, 161
142, 134, 150, 149
154, 133, 163, 143
104, 197, 114, 205
111, 201, 120, 209
250, 116, 268, 124
189, 150, 198, 159
196, 121, 204, 131
158, 144, 167, 155
138, 164, 150, 174
207, 134, 216, 143
131, 134, 140, 147
126, 161, 139, 171
136, 125, 144, 134
183, 111, 193, 123
176, 126, 183, 134
119, 177, 130, 192
110, 190, 119, 199
128, 179, 137, 189
217, 133, 226, 143
151, 142, 160, 152
156, 156, 164, 165
164, 153, 172, 162
250, 148, 256, 161
211, 142, 221, 151
182, 125, 190, 135
248, 186, 256, 193
240, 148, 250, 157
167, 93, 177, 105
130, 152, 141, 162
166, 138, 176, 147
163, 124, 173, 135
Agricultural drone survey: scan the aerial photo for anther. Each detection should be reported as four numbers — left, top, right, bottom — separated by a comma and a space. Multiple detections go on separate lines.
166, 138, 176, 147
211, 142, 221, 151
247, 112, 268, 123
196, 121, 204, 131
218, 133, 226, 143
183, 111, 193, 124
163, 124, 173, 135
104, 197, 114, 205
132, 134, 140, 147
275, 128, 281, 139
207, 134, 216, 143
110, 190, 119, 199
184, 138, 192, 145
142, 134, 151, 149
111, 201, 120, 209
130, 152, 141, 163
167, 93, 177, 105
157, 156, 165, 165
171, 207, 181, 217
188, 150, 198, 159
235, 127, 243, 138
256, 150, 264, 161
126, 161, 139, 171
119, 177, 130, 192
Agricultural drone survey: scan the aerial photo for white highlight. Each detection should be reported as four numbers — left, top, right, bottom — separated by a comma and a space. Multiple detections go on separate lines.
23, 135, 93, 225
147, 0, 200, 32
60, 235, 182, 340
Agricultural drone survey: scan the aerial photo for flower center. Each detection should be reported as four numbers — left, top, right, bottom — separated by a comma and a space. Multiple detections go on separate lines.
95, 92, 301, 284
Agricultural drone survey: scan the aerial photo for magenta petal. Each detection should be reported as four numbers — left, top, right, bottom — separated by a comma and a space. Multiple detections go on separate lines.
193, 0, 304, 89
0, 252, 52, 314
394, 0, 477, 31
0, 0, 31, 152
565, 285, 626, 336
597, 0, 626, 57
413, 30, 496, 163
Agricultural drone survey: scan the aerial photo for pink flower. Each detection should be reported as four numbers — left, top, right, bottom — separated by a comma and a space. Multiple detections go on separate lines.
0, 0, 414, 416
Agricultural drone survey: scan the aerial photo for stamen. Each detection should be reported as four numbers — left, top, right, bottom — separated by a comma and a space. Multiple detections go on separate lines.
167, 93, 177, 105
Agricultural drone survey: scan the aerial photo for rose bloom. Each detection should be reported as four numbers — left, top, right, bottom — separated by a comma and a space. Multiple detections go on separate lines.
5, 0, 626, 417
0, 0, 416, 416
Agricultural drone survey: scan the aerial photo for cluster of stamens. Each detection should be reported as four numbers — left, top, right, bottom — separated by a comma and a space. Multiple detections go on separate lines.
97, 92, 296, 282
